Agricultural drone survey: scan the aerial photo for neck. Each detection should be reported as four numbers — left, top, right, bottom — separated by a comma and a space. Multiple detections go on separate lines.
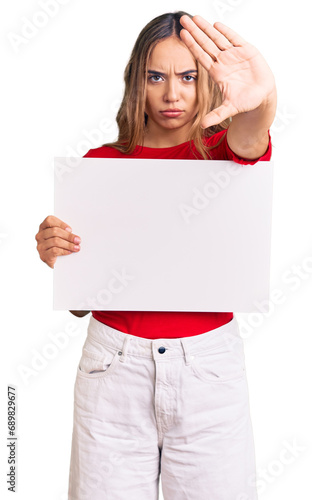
142, 123, 191, 148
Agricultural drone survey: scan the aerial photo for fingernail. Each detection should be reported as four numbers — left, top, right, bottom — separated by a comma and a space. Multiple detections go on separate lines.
74, 245, 80, 251
65, 227, 72, 232
74, 236, 81, 244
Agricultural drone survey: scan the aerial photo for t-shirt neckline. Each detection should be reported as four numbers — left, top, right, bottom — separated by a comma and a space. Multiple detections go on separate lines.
137, 140, 192, 151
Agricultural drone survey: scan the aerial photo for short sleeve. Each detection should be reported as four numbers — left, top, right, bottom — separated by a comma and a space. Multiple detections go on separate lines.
82, 146, 121, 158
206, 129, 272, 164
83, 148, 97, 158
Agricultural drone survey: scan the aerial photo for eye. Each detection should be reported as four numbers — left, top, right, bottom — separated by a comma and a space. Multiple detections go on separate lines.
148, 75, 164, 82
183, 75, 197, 82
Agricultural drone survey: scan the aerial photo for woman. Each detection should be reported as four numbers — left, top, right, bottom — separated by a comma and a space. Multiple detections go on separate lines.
36, 11, 276, 500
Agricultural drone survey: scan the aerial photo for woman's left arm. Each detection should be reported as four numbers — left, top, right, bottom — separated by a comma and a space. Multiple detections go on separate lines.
226, 88, 276, 159
180, 15, 277, 159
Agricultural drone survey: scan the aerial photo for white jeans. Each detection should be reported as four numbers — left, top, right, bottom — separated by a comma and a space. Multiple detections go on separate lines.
68, 314, 258, 500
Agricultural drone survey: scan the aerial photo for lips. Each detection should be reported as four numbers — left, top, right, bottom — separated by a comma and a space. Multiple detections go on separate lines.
160, 109, 184, 118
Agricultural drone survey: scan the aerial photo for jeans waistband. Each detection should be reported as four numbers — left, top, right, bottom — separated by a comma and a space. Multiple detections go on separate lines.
86, 315, 242, 366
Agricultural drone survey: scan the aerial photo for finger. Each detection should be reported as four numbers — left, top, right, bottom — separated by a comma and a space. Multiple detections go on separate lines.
192, 15, 233, 51
201, 102, 237, 129
39, 215, 72, 233
213, 22, 246, 47
180, 16, 221, 62
180, 29, 213, 70
35, 227, 81, 251
38, 236, 80, 254
38, 226, 81, 245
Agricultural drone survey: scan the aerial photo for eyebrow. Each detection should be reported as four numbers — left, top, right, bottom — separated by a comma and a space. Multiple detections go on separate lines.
147, 70, 198, 76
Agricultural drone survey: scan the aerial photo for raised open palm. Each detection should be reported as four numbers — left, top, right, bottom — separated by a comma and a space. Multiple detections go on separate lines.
180, 15, 276, 129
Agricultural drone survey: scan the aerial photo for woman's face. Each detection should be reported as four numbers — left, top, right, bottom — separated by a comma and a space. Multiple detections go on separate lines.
145, 36, 199, 142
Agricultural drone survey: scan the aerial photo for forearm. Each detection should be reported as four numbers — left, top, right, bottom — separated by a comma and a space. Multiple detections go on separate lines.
227, 87, 277, 159
69, 310, 90, 317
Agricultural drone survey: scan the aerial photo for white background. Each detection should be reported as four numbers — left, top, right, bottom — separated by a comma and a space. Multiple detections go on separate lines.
1, 0, 311, 499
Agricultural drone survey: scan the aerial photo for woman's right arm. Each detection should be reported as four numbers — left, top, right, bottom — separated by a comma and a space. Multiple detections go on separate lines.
35, 215, 90, 317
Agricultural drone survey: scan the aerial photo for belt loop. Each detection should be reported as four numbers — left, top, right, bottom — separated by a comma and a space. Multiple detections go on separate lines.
180, 338, 191, 366
119, 335, 131, 363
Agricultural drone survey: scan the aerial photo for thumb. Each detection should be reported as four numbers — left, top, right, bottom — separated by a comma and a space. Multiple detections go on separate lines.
201, 102, 237, 129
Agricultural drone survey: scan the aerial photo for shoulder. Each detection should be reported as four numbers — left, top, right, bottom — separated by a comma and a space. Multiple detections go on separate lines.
202, 128, 272, 164
83, 145, 124, 158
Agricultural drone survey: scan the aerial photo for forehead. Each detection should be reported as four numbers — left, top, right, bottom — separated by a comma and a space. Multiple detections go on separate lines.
147, 36, 197, 70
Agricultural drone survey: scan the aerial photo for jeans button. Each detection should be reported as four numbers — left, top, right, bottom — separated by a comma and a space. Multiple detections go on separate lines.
158, 346, 166, 354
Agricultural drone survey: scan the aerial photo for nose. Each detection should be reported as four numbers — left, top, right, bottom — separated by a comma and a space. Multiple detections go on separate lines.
163, 77, 180, 102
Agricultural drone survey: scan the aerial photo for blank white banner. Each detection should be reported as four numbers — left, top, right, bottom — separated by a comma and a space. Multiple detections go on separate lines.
53, 157, 273, 312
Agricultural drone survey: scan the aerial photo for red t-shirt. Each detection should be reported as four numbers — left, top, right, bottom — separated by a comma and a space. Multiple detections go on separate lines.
83, 129, 272, 339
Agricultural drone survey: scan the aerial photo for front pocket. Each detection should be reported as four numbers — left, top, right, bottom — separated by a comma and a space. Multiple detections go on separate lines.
190, 343, 246, 383
77, 347, 121, 380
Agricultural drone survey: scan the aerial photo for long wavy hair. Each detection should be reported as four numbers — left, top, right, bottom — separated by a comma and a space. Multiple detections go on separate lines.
104, 11, 230, 159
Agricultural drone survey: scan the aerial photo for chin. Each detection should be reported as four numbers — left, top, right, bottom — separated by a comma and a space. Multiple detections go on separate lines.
159, 120, 188, 130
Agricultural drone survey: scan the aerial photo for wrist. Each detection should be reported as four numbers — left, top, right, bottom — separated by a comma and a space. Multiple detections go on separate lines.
227, 86, 276, 159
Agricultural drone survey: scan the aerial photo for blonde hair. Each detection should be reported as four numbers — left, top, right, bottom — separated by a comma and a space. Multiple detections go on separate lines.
104, 11, 230, 159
